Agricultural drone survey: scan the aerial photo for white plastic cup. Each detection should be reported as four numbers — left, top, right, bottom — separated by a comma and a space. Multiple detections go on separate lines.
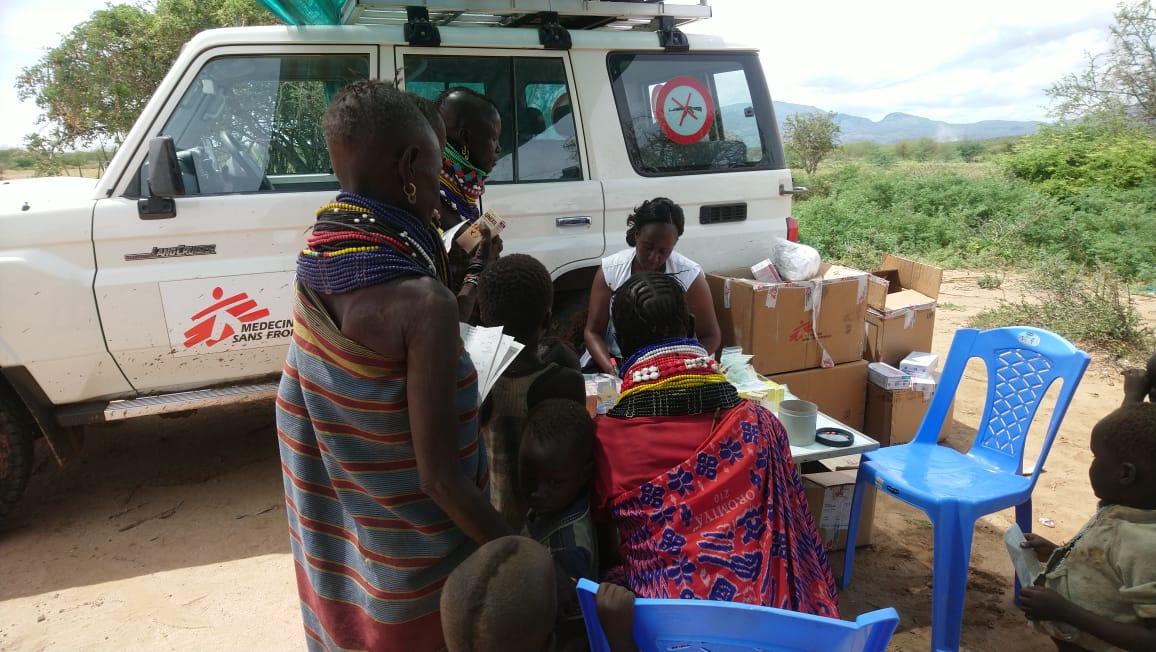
779, 399, 818, 447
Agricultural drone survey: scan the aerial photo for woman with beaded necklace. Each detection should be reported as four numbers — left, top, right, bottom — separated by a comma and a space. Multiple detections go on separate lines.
435, 87, 504, 320
591, 272, 839, 616
275, 81, 510, 652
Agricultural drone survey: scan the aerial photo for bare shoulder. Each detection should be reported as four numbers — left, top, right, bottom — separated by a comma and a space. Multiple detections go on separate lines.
338, 277, 457, 358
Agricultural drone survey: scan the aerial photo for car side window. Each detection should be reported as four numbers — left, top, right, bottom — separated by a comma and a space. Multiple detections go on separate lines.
404, 54, 582, 183
608, 52, 784, 176
137, 53, 369, 197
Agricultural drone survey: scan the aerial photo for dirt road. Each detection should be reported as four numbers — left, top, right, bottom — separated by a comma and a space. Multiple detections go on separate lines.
1, 271, 1152, 651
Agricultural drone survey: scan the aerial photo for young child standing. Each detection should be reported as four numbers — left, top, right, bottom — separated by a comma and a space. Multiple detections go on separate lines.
520, 398, 599, 581
477, 255, 585, 530
1019, 402, 1156, 651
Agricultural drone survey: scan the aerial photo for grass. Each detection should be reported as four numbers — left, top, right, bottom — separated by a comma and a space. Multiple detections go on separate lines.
795, 137, 1156, 359
794, 161, 1156, 284
970, 262, 1155, 362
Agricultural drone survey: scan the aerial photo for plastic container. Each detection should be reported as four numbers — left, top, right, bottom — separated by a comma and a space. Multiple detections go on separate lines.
778, 399, 818, 447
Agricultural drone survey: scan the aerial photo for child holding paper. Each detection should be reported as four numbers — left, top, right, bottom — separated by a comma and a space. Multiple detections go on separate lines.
1018, 402, 1156, 651
477, 254, 585, 530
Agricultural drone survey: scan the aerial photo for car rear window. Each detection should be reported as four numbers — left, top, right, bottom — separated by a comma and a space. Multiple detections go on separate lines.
608, 52, 784, 176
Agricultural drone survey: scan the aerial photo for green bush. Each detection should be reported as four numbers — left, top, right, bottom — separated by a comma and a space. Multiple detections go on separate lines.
794, 162, 1156, 283
1003, 122, 1156, 197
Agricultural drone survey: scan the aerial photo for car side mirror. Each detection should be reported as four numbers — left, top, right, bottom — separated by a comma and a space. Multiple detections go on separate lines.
147, 136, 186, 198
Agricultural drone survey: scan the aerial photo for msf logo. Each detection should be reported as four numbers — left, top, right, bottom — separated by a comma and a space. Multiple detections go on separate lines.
183, 287, 270, 348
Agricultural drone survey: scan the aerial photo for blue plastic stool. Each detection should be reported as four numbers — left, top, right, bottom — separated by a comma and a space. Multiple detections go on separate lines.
840, 327, 1089, 651
576, 578, 899, 652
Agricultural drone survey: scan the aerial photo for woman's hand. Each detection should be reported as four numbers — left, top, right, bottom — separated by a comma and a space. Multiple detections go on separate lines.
685, 274, 721, 355
583, 268, 616, 374
404, 278, 510, 544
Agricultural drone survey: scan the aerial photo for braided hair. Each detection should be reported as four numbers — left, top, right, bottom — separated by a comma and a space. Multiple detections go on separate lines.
477, 254, 553, 339
625, 197, 685, 247
611, 272, 692, 360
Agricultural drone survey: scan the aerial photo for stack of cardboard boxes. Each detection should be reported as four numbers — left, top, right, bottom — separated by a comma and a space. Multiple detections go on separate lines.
707, 264, 871, 430
709, 254, 947, 553
862, 255, 952, 445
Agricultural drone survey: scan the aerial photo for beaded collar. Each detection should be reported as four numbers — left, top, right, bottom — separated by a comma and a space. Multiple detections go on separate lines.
296, 192, 449, 294
609, 338, 740, 419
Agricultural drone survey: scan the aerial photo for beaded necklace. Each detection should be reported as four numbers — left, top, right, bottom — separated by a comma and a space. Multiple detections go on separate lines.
438, 143, 486, 225
296, 192, 449, 295
609, 338, 741, 419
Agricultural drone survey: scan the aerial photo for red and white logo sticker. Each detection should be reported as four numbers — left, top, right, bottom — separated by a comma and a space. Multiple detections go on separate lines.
160, 272, 295, 357
655, 75, 716, 145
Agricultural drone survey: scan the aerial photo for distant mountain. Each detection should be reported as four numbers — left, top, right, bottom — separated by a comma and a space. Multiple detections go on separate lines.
723, 101, 1041, 144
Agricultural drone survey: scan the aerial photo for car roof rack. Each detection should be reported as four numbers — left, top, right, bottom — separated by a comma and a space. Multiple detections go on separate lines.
338, 1, 711, 31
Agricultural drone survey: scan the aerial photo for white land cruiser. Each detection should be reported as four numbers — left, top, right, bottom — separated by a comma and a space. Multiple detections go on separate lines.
0, 0, 799, 518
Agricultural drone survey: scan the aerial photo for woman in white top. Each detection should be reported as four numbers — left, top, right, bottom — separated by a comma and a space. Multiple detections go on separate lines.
582, 197, 722, 374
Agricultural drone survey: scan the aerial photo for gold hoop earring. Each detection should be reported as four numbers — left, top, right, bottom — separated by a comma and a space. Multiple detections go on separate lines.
404, 182, 417, 205
462, 145, 470, 160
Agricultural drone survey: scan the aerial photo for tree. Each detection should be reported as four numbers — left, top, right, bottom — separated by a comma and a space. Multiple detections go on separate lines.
23, 131, 69, 177
15, 0, 274, 150
957, 141, 985, 163
1048, 0, 1156, 124
783, 111, 841, 174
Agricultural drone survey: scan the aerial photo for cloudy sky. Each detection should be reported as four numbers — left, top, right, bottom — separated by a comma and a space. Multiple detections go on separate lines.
0, 0, 1120, 147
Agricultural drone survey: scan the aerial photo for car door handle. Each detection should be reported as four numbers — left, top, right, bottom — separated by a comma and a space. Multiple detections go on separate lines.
556, 216, 592, 227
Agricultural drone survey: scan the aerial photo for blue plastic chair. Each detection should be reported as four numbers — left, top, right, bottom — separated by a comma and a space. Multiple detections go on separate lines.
576, 578, 899, 652
840, 327, 1090, 651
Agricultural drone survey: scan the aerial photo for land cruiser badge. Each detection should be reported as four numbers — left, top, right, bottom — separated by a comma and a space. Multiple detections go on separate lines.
125, 244, 217, 261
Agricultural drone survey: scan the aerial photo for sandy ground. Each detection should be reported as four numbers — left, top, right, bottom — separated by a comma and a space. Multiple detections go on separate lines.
0, 271, 1153, 651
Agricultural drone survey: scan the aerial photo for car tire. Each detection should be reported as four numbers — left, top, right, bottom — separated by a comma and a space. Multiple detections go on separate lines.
0, 385, 35, 521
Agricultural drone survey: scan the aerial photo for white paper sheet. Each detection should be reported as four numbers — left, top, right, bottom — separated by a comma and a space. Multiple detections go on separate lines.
1004, 524, 1043, 587
459, 323, 524, 402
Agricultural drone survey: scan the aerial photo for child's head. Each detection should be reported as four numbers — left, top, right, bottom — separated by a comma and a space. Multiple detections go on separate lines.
1089, 403, 1156, 509
441, 535, 557, 652
478, 254, 554, 342
520, 399, 595, 515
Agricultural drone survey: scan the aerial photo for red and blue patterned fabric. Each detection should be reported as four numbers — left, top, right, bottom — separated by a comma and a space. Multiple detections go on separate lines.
601, 401, 840, 616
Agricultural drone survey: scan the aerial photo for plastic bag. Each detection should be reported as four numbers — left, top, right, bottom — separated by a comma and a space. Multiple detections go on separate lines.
772, 238, 821, 281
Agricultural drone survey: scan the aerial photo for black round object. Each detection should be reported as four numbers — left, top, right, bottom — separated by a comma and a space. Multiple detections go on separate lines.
815, 427, 854, 448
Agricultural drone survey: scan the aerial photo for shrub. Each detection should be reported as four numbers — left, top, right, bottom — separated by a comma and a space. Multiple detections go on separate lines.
1003, 122, 1156, 197
971, 262, 1155, 361
794, 162, 1156, 283
978, 274, 1002, 289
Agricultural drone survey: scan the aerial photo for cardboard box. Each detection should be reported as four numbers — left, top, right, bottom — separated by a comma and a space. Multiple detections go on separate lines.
751, 258, 783, 283
864, 255, 942, 367
770, 360, 867, 431
864, 382, 954, 446
708, 265, 869, 376
900, 352, 939, 378
803, 470, 876, 551
868, 362, 912, 391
